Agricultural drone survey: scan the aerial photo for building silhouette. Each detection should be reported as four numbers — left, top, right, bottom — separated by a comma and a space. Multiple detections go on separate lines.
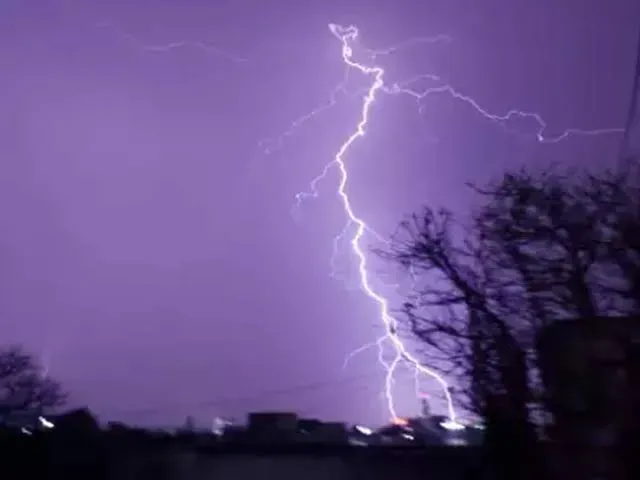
537, 316, 640, 478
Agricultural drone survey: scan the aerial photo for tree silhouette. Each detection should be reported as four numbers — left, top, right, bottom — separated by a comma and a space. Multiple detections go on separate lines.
381, 160, 640, 478
0, 345, 66, 417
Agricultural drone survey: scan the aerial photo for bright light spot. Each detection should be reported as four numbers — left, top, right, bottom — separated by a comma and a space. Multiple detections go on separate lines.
392, 417, 409, 426
38, 416, 55, 429
402, 433, 414, 440
440, 420, 466, 431
212, 416, 231, 435
20, 427, 32, 436
355, 425, 373, 435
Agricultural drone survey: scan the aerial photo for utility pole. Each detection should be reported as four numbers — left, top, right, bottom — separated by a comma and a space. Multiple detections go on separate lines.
419, 392, 431, 418
620, 28, 640, 163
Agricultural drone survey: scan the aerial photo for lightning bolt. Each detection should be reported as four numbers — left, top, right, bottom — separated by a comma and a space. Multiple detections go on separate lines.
318, 23, 459, 425
101, 17, 624, 426
364, 33, 452, 59
96, 22, 248, 63
265, 23, 625, 427
389, 75, 624, 143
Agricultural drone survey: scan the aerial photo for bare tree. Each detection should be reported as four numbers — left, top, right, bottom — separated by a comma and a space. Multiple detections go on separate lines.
385, 206, 538, 477
387, 207, 533, 424
0, 345, 66, 417
382, 161, 640, 476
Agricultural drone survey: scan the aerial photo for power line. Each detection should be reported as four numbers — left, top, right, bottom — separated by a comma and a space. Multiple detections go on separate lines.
103, 370, 386, 418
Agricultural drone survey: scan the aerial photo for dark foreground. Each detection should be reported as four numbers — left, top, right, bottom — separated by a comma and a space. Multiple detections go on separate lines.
3, 427, 637, 479
1, 428, 485, 480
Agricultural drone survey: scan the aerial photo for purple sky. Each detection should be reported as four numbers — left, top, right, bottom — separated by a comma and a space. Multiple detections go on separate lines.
1, 0, 638, 428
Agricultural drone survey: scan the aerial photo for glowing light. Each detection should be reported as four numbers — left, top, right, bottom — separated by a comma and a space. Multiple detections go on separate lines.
355, 425, 373, 435
391, 417, 409, 426
38, 416, 55, 429
440, 419, 466, 431
264, 23, 624, 426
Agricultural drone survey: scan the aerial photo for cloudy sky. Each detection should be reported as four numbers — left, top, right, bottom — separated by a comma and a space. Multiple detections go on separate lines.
1, 0, 638, 427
